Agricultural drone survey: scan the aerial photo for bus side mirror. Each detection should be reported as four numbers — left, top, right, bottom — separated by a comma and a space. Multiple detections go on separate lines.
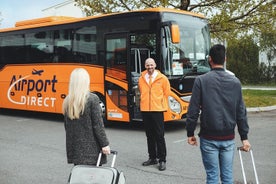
171, 24, 180, 44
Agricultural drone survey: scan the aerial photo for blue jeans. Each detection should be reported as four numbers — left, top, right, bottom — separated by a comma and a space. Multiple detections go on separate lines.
200, 137, 235, 184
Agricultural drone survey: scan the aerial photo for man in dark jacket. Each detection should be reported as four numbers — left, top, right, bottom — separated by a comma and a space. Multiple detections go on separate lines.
186, 44, 251, 184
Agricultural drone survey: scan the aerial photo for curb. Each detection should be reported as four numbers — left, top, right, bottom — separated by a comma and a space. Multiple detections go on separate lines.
243, 87, 276, 112
242, 87, 276, 90
247, 105, 276, 112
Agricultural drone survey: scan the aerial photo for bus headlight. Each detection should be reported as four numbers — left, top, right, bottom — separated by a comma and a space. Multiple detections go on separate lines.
180, 95, 191, 102
168, 96, 181, 114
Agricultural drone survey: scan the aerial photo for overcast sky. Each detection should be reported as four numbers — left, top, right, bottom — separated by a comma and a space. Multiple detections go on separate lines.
0, 0, 64, 28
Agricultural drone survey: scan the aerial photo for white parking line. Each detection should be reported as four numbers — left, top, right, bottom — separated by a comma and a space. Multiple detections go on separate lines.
173, 139, 186, 143
174, 135, 199, 143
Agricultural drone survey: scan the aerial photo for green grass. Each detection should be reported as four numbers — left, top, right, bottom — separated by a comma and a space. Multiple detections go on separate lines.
242, 90, 276, 107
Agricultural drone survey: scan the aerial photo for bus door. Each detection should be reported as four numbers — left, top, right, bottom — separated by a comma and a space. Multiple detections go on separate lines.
104, 33, 130, 122
130, 40, 151, 121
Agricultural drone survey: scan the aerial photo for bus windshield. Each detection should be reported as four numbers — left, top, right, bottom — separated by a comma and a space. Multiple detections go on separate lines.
162, 13, 211, 76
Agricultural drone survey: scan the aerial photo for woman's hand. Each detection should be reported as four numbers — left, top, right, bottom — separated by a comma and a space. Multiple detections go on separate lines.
102, 145, 111, 155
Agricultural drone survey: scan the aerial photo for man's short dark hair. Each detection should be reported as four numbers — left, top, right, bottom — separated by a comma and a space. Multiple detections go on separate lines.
209, 44, 226, 65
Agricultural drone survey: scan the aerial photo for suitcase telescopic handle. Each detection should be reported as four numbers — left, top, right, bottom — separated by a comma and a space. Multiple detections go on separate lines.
237, 146, 251, 151
96, 150, 117, 167
111, 150, 117, 155
237, 147, 259, 184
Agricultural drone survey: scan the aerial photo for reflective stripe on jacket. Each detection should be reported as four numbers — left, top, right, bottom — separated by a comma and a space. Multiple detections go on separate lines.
138, 70, 171, 112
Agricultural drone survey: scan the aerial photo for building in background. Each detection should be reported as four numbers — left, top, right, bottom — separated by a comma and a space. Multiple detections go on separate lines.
259, 51, 276, 66
42, 0, 85, 18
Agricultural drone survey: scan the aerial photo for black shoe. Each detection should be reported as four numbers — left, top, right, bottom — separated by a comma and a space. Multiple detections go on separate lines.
142, 159, 158, 166
159, 161, 166, 171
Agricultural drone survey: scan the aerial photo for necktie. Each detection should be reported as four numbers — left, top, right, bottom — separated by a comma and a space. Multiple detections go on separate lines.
149, 75, 152, 86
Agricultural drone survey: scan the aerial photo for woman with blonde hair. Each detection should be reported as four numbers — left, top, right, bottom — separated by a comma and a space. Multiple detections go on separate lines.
63, 68, 110, 166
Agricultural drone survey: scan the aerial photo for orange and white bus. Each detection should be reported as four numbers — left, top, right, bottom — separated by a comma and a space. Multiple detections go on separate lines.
0, 7, 211, 123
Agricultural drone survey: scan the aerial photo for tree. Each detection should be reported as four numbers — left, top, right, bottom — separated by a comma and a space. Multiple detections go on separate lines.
195, 0, 274, 40
259, 30, 276, 67
227, 36, 260, 84
74, 0, 275, 42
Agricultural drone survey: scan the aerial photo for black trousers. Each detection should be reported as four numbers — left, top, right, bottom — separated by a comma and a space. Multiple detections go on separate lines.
142, 112, 167, 162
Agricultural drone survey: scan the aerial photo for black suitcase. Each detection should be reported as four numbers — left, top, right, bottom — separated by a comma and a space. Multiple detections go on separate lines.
237, 147, 259, 184
67, 150, 125, 184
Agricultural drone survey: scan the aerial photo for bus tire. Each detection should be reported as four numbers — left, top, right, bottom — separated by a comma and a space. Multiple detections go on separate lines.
98, 95, 108, 126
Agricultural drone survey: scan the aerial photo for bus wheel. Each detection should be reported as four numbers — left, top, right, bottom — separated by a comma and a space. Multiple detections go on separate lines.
98, 97, 108, 125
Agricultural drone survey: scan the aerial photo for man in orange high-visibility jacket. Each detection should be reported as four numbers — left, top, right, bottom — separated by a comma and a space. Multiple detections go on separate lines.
138, 58, 171, 171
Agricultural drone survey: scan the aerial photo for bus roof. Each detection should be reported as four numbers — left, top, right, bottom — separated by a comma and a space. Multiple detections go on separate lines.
0, 7, 205, 33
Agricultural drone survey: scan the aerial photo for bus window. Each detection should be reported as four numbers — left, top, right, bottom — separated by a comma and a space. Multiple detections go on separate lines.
106, 38, 127, 73
162, 26, 173, 75
25, 31, 54, 63
53, 29, 73, 62
0, 34, 25, 64
73, 26, 97, 64
130, 33, 156, 73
